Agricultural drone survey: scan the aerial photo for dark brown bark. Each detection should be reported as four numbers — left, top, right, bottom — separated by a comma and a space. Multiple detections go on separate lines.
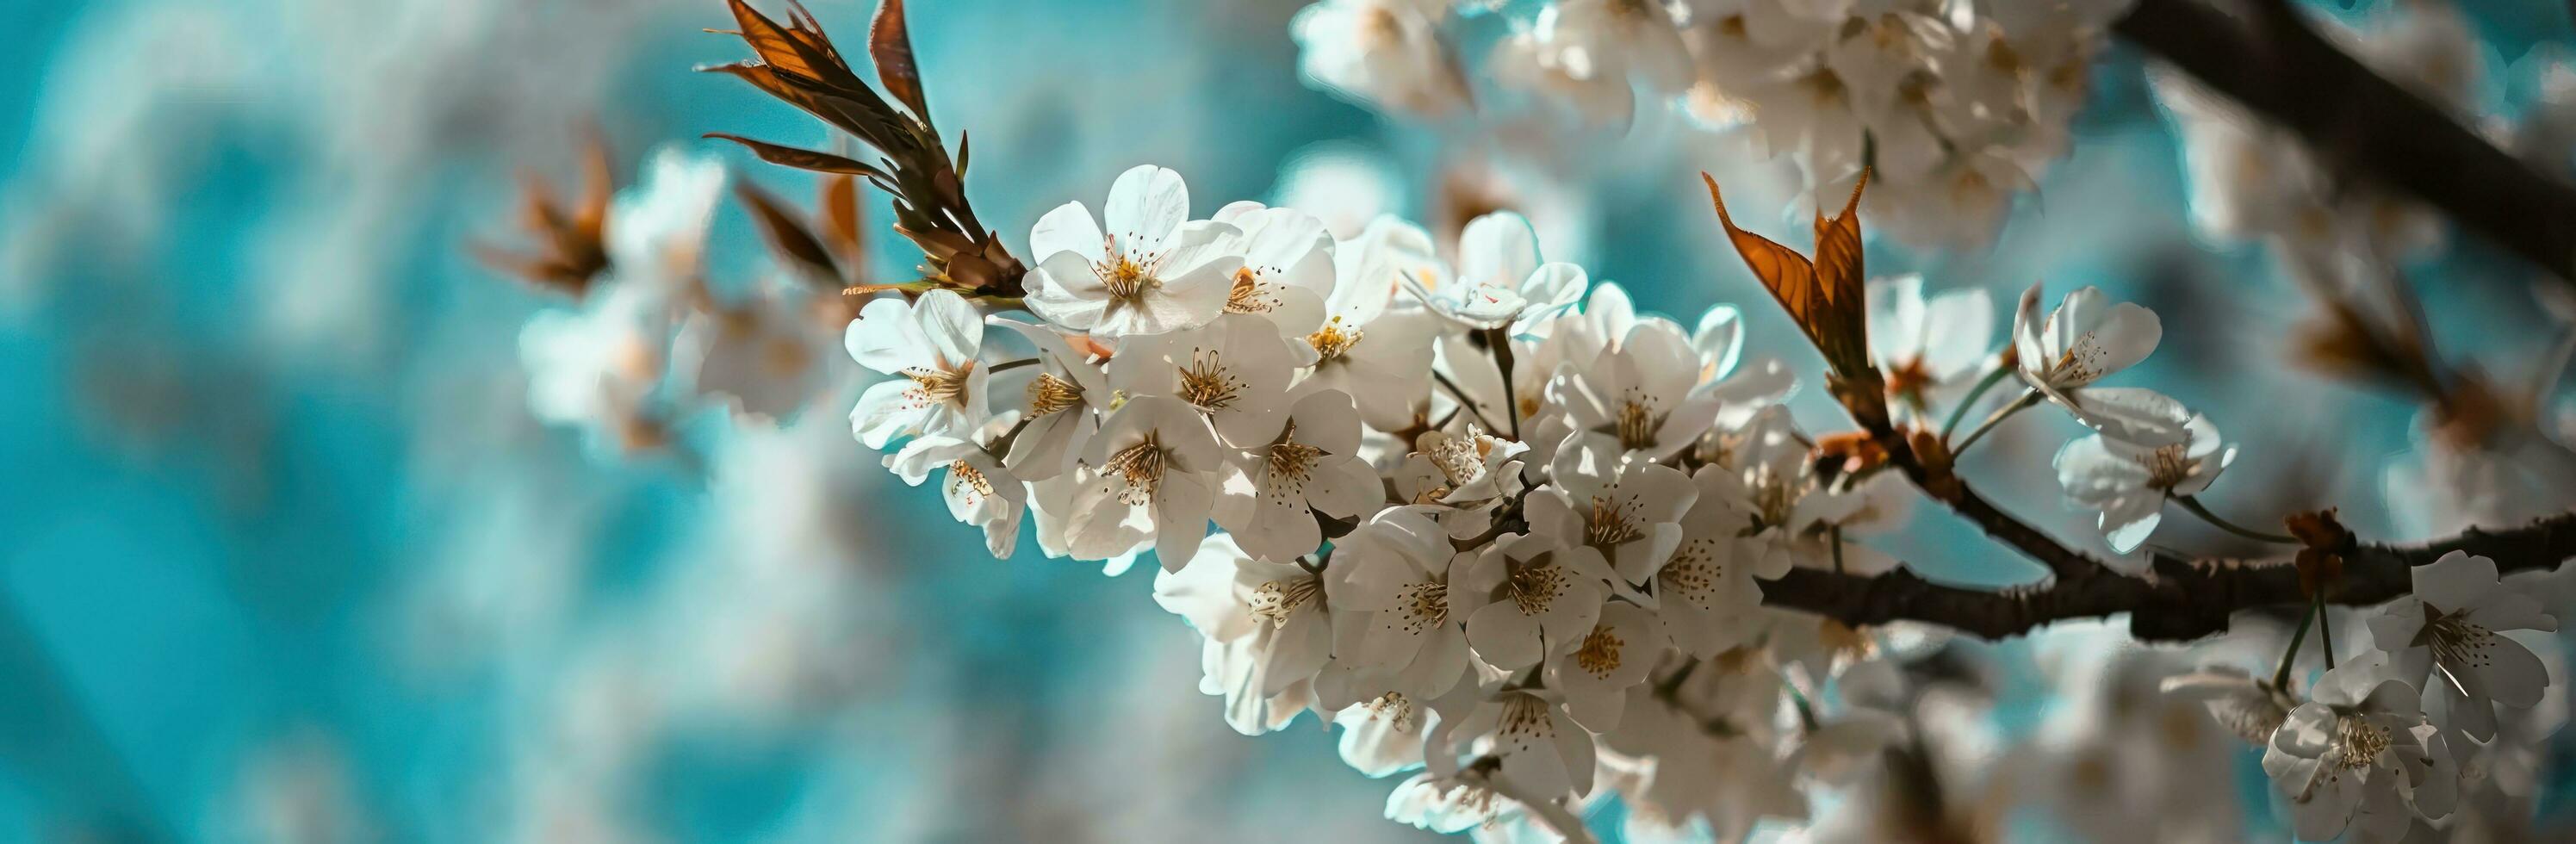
2112, 0, 2576, 282
1758, 512, 2576, 642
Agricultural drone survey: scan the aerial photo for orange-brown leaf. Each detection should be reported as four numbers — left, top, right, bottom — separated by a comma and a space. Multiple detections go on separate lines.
1703, 172, 1822, 337
734, 181, 841, 286
820, 173, 865, 281
703, 133, 888, 177
869, 0, 929, 122
1810, 166, 1869, 312
724, 0, 850, 89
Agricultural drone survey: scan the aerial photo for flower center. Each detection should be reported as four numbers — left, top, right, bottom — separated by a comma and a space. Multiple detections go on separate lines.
1506, 559, 1567, 616
1660, 538, 1723, 608
1394, 580, 1448, 633
903, 360, 978, 406
1363, 692, 1418, 733
1499, 693, 1551, 737
1307, 317, 1362, 362
2331, 715, 2391, 772
1425, 434, 1487, 487
1614, 399, 1662, 450
1104, 435, 1165, 504
1586, 495, 1643, 549
1250, 574, 1322, 627
1093, 234, 1164, 302
947, 460, 992, 505
1027, 371, 1085, 416
1176, 350, 1243, 411
2413, 604, 2499, 675
2050, 332, 2109, 383
2143, 443, 2193, 489
1226, 266, 1281, 314
1574, 624, 1623, 677
1268, 438, 1322, 482
1884, 356, 1934, 404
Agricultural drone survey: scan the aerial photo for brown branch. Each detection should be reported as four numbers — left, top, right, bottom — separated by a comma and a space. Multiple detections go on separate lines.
2113, 0, 2576, 282
1758, 511, 2576, 642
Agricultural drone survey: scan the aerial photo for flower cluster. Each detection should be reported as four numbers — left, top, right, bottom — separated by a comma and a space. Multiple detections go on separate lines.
1289, 0, 2138, 249
822, 158, 2390, 840
511, 150, 846, 453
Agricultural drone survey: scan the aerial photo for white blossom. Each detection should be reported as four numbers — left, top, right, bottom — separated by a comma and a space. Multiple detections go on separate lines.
1291, 0, 1473, 117
1073, 395, 1226, 571
2263, 656, 2451, 842
1024, 164, 1243, 338
1213, 388, 1383, 562
884, 416, 1027, 558
2366, 550, 2559, 742
844, 289, 989, 449
2052, 413, 2236, 554
1456, 532, 1615, 671
2013, 283, 2184, 445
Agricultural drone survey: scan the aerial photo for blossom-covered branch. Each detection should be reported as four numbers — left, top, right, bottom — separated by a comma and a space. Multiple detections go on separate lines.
1760, 511, 2576, 641
2115, 0, 2576, 282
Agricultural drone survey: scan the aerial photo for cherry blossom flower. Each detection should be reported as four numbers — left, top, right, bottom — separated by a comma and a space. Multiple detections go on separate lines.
2162, 665, 2297, 746
1209, 202, 1338, 343
1456, 532, 1615, 671
1528, 441, 1698, 586
1392, 426, 1530, 540
1404, 210, 1586, 332
671, 284, 832, 423
1655, 466, 1773, 658
2367, 550, 2559, 742
1108, 313, 1301, 447
1213, 388, 1382, 562
1156, 534, 1334, 733
2051, 413, 2236, 554
1023, 164, 1243, 338
2263, 655, 2452, 842
1072, 395, 1226, 571
1542, 601, 1667, 732
1290, 0, 1472, 117
985, 318, 1112, 481
843, 289, 989, 449
1444, 686, 1598, 799
884, 416, 1027, 558
1551, 319, 1723, 461
518, 282, 674, 451
1531, 0, 1695, 96
1027, 463, 1150, 574
1865, 274, 1993, 413
1325, 507, 1475, 704
1331, 692, 1437, 778
2014, 283, 2185, 445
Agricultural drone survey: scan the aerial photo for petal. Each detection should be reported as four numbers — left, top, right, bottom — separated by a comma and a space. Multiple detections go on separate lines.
1104, 164, 1189, 246
912, 289, 984, 367
845, 295, 934, 373
1028, 201, 1107, 263
1457, 211, 1541, 288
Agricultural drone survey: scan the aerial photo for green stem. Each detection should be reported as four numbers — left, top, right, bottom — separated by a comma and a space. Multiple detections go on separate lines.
1950, 389, 2039, 456
1484, 327, 1521, 440
1431, 370, 1502, 433
2316, 594, 2337, 669
987, 357, 1041, 374
2172, 496, 2300, 543
1940, 364, 2015, 442
2273, 599, 2317, 691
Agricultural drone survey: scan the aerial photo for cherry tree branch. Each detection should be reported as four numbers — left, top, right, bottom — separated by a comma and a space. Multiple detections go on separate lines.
1757, 511, 2576, 642
2112, 0, 2576, 283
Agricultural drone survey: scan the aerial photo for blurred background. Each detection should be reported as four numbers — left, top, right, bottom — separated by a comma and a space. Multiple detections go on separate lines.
1, 0, 2573, 841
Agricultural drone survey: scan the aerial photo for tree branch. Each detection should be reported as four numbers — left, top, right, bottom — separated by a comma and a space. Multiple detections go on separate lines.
1758, 511, 2576, 642
2113, 0, 2576, 282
